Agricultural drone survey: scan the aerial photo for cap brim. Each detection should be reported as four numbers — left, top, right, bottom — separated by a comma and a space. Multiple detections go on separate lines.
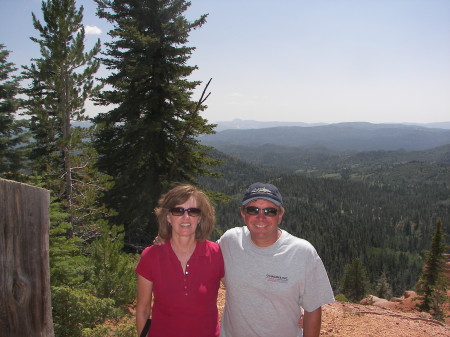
242, 197, 282, 206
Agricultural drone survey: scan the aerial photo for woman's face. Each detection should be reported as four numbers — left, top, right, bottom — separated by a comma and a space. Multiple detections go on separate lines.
166, 196, 201, 239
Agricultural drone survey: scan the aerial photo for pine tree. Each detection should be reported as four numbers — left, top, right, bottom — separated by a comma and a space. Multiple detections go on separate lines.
48, 196, 87, 287
0, 44, 28, 180
93, 0, 218, 245
375, 271, 393, 300
87, 222, 137, 306
22, 0, 101, 232
416, 218, 449, 320
340, 258, 371, 302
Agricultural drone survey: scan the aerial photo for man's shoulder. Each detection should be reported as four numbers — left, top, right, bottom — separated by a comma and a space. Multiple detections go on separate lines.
222, 226, 245, 236
218, 226, 245, 244
281, 230, 316, 251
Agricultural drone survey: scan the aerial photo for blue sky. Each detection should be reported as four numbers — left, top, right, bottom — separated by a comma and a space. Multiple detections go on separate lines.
1, 0, 449, 124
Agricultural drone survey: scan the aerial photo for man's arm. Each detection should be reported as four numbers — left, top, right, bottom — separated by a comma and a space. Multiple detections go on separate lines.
302, 306, 322, 337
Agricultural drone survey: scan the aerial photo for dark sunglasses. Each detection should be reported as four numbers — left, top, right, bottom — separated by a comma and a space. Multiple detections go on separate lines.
169, 207, 201, 217
244, 206, 279, 217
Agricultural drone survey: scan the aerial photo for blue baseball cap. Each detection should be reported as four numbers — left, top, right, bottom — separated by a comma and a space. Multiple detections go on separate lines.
242, 182, 283, 206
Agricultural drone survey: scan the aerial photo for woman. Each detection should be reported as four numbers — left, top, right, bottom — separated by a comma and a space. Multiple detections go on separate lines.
136, 184, 224, 337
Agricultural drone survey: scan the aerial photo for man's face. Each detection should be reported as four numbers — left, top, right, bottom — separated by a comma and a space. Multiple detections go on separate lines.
240, 199, 284, 247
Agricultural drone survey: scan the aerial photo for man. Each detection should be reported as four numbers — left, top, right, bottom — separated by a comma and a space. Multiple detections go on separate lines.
218, 182, 334, 337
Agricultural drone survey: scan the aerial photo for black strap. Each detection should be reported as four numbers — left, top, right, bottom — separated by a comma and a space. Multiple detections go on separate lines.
140, 318, 151, 337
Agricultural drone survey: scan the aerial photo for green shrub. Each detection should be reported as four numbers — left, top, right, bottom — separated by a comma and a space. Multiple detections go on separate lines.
86, 223, 137, 306
82, 322, 135, 337
49, 198, 89, 287
81, 326, 111, 337
334, 293, 350, 302
111, 323, 136, 337
52, 286, 120, 337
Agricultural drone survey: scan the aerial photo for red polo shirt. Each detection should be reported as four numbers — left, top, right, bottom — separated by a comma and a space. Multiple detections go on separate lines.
136, 240, 224, 337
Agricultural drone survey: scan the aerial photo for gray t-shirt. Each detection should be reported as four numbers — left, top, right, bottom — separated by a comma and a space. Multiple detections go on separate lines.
218, 227, 334, 337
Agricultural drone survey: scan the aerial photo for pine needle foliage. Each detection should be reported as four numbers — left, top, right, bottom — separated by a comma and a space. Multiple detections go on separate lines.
52, 286, 119, 337
93, 0, 219, 245
416, 218, 449, 320
0, 44, 28, 180
48, 197, 88, 287
375, 271, 393, 300
21, 0, 101, 228
340, 258, 372, 302
86, 222, 137, 306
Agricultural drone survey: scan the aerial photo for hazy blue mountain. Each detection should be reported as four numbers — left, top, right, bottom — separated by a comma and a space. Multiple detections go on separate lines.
213, 119, 450, 131
71, 119, 450, 151
406, 121, 450, 129
213, 119, 326, 132
201, 122, 450, 151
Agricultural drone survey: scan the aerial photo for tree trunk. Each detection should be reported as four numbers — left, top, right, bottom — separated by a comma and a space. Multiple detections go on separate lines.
61, 69, 74, 235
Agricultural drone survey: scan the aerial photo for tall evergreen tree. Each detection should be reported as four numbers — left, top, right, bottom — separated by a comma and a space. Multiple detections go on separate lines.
22, 0, 101, 232
340, 258, 371, 302
375, 271, 393, 300
416, 218, 449, 319
93, 0, 218, 245
0, 44, 28, 180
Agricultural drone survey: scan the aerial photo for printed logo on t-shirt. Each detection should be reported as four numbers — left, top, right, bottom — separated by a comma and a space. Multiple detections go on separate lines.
266, 274, 288, 283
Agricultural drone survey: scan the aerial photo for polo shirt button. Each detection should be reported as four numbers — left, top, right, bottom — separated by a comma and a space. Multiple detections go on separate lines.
185, 271, 189, 274
185, 293, 188, 296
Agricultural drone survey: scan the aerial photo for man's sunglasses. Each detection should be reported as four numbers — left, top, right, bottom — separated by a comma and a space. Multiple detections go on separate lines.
169, 207, 201, 217
244, 206, 279, 217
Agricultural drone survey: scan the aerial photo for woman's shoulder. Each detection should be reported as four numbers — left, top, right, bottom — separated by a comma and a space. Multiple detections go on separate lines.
140, 242, 167, 257
203, 240, 221, 251
198, 240, 223, 258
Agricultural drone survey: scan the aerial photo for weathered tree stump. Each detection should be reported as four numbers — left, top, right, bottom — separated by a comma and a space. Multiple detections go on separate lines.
0, 178, 54, 336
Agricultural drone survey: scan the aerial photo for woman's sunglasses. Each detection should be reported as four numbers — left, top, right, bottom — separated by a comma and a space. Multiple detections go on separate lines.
169, 207, 201, 217
244, 206, 278, 217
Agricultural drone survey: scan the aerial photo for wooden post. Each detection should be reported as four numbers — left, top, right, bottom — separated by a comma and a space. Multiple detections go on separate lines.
0, 178, 54, 336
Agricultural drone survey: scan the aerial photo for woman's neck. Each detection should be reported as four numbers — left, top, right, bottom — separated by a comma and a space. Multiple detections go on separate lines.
171, 235, 196, 252
170, 236, 197, 273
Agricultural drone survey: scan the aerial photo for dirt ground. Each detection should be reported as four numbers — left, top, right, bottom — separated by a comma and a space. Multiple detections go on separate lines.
320, 301, 449, 337
216, 285, 450, 337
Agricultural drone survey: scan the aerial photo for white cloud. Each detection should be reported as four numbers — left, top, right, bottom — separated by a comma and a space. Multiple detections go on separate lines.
84, 25, 102, 35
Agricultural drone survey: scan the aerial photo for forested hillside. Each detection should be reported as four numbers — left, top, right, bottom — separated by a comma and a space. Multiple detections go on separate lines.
199, 150, 450, 296
206, 143, 450, 172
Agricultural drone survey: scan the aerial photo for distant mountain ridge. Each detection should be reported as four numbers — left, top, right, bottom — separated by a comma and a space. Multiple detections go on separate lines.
213, 119, 450, 132
213, 119, 326, 131
201, 122, 450, 152
73, 119, 450, 151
